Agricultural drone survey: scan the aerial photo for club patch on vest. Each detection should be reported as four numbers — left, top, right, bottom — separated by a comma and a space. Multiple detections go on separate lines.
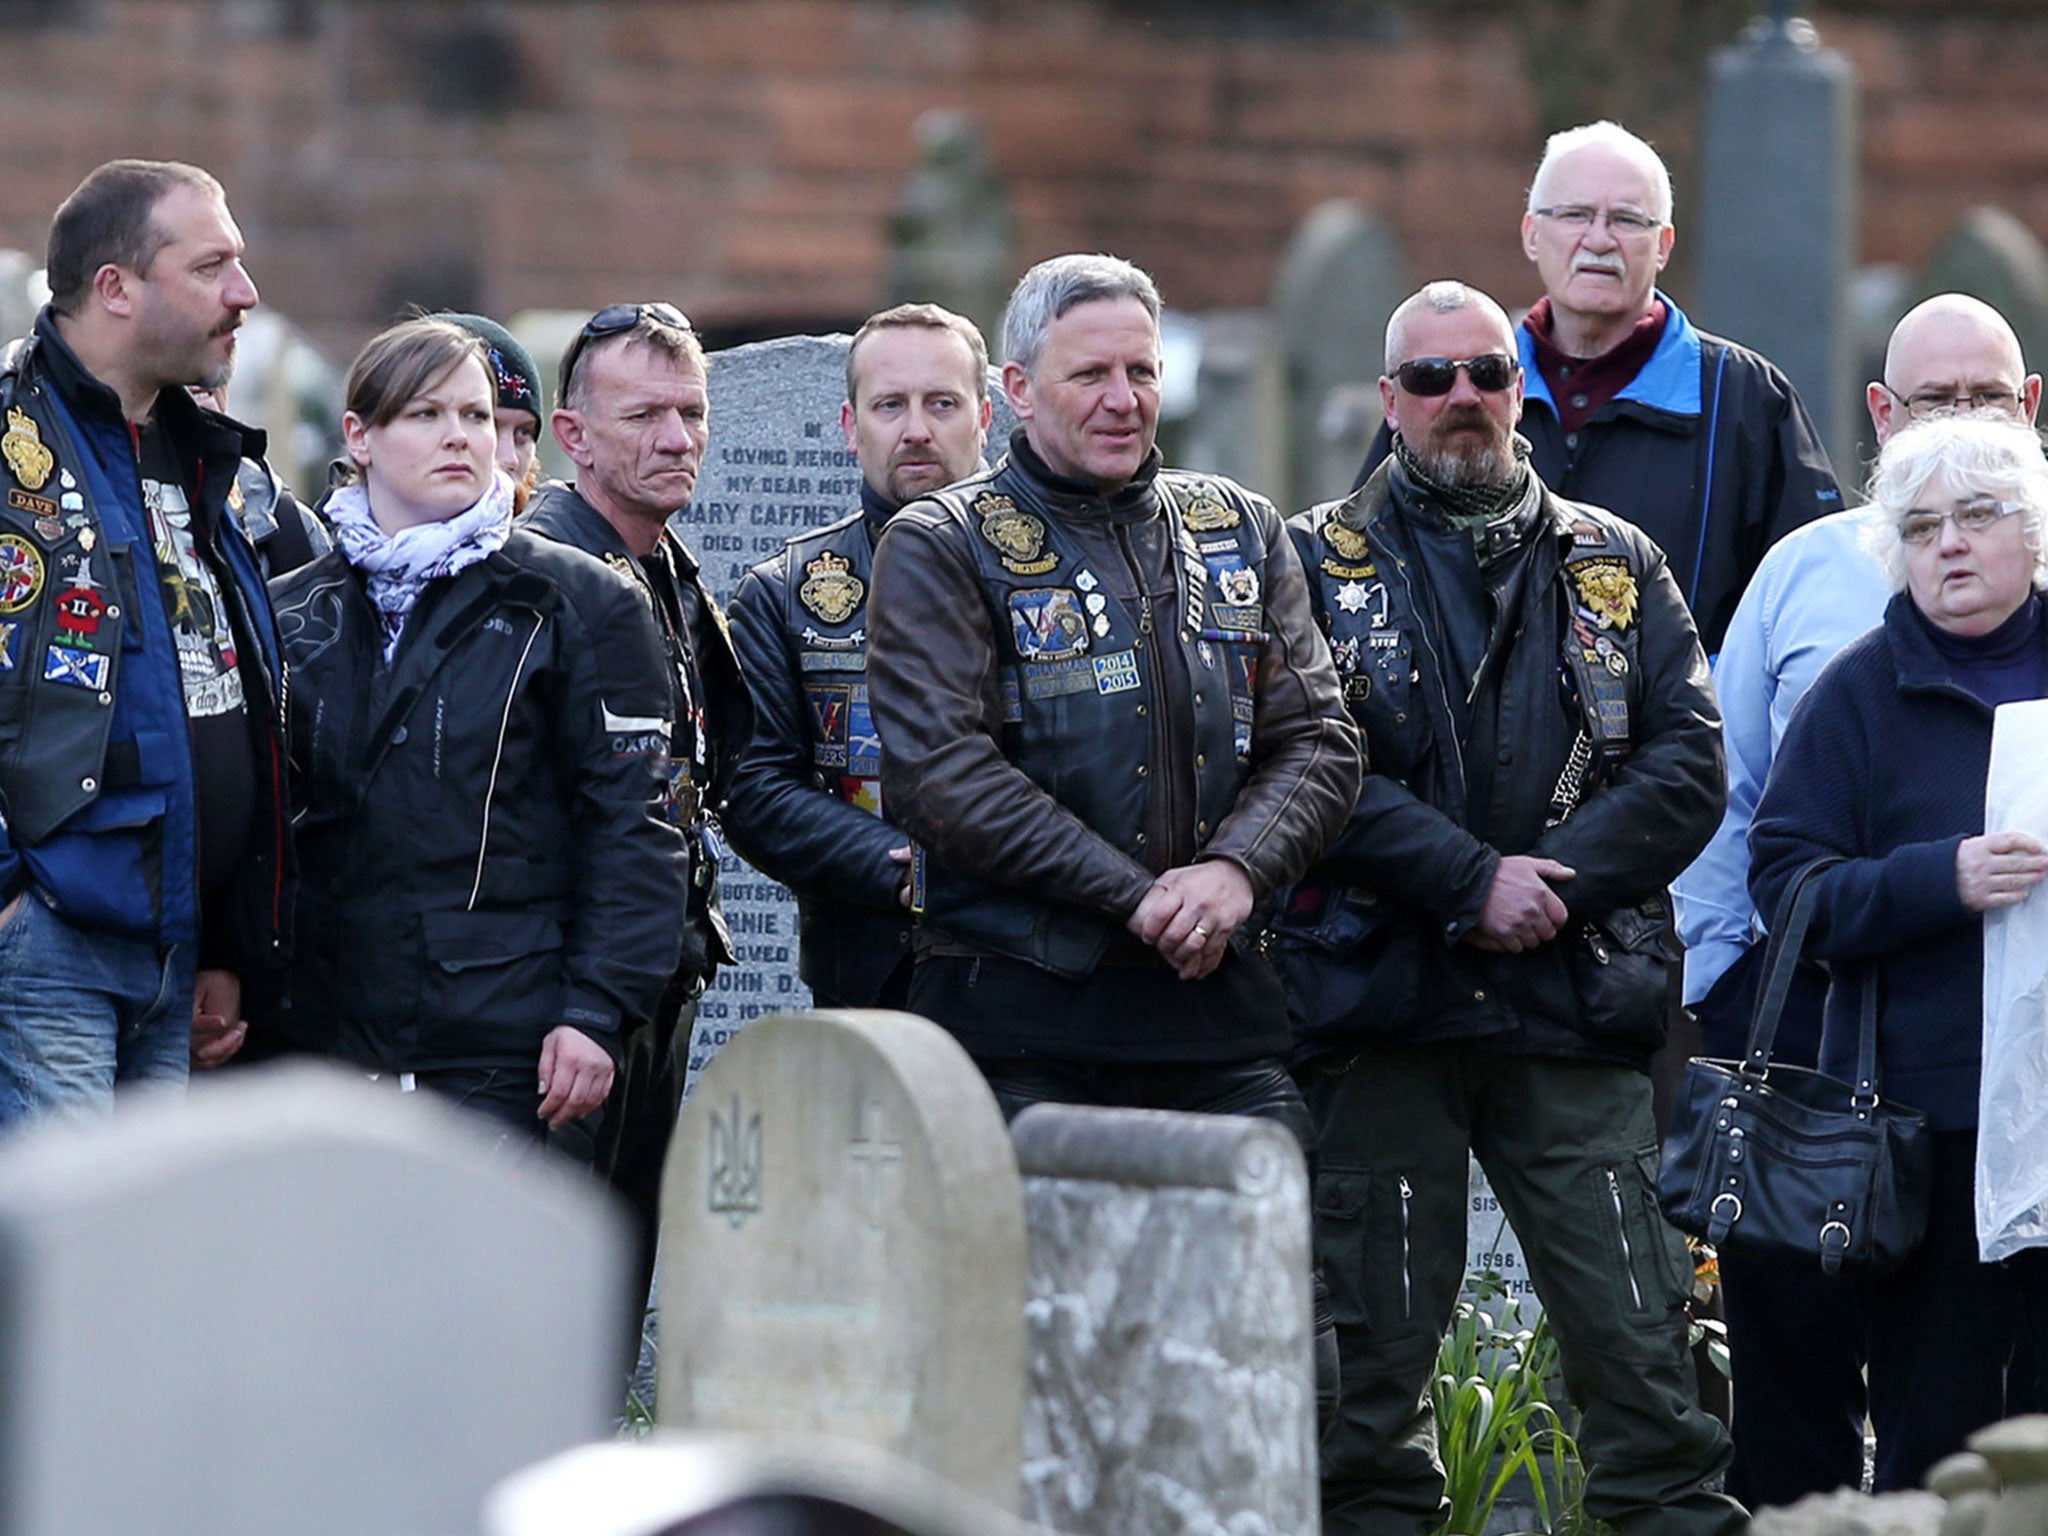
1009, 587, 1090, 660
1570, 557, 1638, 631
1206, 552, 1261, 608
42, 644, 108, 690
1181, 494, 1240, 532
807, 683, 850, 767
3, 408, 55, 492
0, 534, 45, 613
976, 497, 1059, 576
0, 620, 16, 671
1092, 649, 1141, 694
1324, 520, 1373, 563
799, 549, 865, 625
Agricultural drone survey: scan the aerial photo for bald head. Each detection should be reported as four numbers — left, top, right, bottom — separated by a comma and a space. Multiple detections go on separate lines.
1384, 281, 1515, 372
1871, 293, 2039, 445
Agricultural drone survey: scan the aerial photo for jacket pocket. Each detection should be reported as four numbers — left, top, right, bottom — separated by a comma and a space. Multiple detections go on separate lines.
419, 908, 566, 1054
1568, 897, 1677, 1052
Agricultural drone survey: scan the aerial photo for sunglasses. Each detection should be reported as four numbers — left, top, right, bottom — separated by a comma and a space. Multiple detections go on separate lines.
559, 301, 694, 399
1392, 354, 1520, 396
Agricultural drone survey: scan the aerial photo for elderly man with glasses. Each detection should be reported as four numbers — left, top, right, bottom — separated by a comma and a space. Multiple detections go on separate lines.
525, 302, 751, 1347
1671, 291, 2043, 1509
1357, 119, 1842, 656
1278, 280, 1744, 1536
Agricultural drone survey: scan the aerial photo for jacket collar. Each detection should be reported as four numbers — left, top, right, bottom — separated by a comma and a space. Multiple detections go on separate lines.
1518, 289, 1703, 420
1882, 588, 2048, 703
1005, 427, 1164, 525
525, 478, 704, 580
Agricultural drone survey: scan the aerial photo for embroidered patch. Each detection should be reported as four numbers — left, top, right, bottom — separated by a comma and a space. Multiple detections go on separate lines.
1570, 557, 1638, 631
1181, 494, 1240, 532
52, 581, 105, 643
1206, 552, 1261, 607
42, 644, 108, 690
1321, 558, 1378, 580
807, 683, 851, 767
0, 620, 15, 671
0, 534, 45, 613
839, 776, 884, 816
1002, 674, 1023, 722
3, 408, 55, 492
1570, 520, 1606, 548
1212, 604, 1262, 631
981, 507, 1059, 576
1324, 520, 1372, 563
8, 487, 56, 521
798, 550, 864, 625
798, 650, 866, 672
1009, 587, 1090, 659
846, 690, 882, 773
1093, 650, 1141, 695
1021, 656, 1101, 699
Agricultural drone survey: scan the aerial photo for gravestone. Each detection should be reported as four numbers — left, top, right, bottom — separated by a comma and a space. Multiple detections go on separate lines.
657, 1008, 1028, 1513
889, 109, 1018, 353
1012, 1104, 1318, 1536
1184, 309, 1287, 499
676, 338, 1017, 1092
1697, 9, 1860, 473
1271, 201, 1407, 512
0, 1063, 626, 1536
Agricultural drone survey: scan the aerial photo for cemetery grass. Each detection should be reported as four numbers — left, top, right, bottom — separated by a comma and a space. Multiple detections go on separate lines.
1432, 1268, 1605, 1536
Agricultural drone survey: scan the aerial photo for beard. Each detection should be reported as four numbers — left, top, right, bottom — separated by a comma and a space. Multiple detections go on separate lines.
1410, 407, 1518, 488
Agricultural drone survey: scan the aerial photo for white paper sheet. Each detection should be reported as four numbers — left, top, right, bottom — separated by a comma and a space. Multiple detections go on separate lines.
1979, 698, 2048, 1260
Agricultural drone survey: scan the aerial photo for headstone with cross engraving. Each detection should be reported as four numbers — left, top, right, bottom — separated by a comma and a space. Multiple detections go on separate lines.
670, 338, 1017, 1093
656, 1008, 1028, 1512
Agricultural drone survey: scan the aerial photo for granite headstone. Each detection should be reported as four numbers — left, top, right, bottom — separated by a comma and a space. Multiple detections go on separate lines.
676, 336, 1016, 1092
1012, 1104, 1319, 1536
0, 1063, 627, 1536
657, 1008, 1028, 1512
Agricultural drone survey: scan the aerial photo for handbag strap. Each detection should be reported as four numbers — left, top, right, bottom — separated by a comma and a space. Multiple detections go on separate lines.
1851, 968, 1883, 1116
1742, 855, 1845, 1074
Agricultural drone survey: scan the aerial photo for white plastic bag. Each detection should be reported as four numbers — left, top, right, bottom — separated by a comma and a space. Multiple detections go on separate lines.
1978, 699, 2048, 1261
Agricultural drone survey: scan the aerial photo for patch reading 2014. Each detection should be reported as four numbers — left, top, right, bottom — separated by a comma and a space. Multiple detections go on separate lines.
1009, 587, 1090, 660
1570, 557, 1638, 631
1092, 650, 1141, 694
0, 534, 45, 613
798, 550, 864, 625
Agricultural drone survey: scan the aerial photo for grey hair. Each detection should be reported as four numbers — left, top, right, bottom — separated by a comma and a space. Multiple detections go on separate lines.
1384, 281, 1514, 372
1000, 254, 1161, 374
1861, 414, 2048, 592
1527, 120, 1674, 225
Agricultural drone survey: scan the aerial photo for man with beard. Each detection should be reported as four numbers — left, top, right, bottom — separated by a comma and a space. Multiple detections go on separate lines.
723, 304, 992, 1009
1275, 282, 1740, 1535
1354, 121, 1840, 654
0, 160, 287, 1127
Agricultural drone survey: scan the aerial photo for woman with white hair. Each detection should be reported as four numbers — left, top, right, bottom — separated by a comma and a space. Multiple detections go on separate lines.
1749, 413, 2048, 1489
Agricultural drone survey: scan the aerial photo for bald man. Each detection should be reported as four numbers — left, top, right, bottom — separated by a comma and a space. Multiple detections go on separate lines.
1671, 292, 2041, 1507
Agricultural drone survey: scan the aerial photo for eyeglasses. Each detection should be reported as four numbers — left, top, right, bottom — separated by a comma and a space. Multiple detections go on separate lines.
1392, 354, 1520, 397
1530, 205, 1665, 238
1898, 498, 2026, 546
1878, 382, 2022, 421
558, 301, 694, 399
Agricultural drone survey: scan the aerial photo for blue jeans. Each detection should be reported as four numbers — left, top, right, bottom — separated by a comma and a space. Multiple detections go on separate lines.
0, 892, 194, 1132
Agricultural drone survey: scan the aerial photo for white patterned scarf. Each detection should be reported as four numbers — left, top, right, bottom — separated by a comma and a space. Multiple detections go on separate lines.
326, 472, 515, 661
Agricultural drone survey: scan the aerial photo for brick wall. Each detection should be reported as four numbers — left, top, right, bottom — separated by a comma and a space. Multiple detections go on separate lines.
0, 0, 2041, 362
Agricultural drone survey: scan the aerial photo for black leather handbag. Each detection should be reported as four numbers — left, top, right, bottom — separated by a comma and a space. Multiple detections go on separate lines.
1658, 857, 1932, 1275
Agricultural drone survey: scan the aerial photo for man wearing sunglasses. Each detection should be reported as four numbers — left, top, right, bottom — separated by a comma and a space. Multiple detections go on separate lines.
1279, 281, 1742, 1535
1355, 120, 1840, 656
525, 301, 752, 1337
1670, 292, 2042, 1508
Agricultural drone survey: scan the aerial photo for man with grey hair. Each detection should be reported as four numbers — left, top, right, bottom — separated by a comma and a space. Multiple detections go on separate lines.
1357, 120, 1841, 654
867, 253, 1360, 1414
1278, 281, 1742, 1534
1671, 291, 2042, 1507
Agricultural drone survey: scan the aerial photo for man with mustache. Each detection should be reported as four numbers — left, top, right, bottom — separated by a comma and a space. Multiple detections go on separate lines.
1357, 120, 1841, 655
1278, 281, 1742, 1534
723, 303, 993, 1010
0, 160, 287, 1127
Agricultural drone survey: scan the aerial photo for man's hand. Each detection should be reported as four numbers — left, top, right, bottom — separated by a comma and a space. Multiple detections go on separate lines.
1467, 855, 1575, 953
1958, 831, 2048, 913
191, 968, 247, 1069
1129, 861, 1256, 981
537, 1026, 616, 1129
889, 844, 914, 909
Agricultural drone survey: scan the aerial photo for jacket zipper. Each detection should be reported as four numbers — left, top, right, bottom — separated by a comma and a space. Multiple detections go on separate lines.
1398, 1174, 1414, 1319
1607, 1167, 1643, 1309
1116, 523, 1175, 858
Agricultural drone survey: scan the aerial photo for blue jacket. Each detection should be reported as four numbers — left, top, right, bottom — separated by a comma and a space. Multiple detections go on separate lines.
1749, 592, 2037, 1130
0, 313, 288, 967
1672, 507, 1893, 1003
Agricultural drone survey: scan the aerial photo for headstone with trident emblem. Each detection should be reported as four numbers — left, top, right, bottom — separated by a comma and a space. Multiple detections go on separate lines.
657, 1009, 1028, 1513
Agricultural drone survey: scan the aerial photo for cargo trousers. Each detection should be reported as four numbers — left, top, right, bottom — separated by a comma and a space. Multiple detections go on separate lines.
1302, 1045, 1745, 1536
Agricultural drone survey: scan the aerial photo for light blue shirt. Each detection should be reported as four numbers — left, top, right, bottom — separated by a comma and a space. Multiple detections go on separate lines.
1672, 506, 1896, 1002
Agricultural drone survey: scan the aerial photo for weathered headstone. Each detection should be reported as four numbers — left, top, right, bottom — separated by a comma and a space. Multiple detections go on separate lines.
486, 1434, 1047, 1536
1271, 200, 1407, 512
657, 1008, 1028, 1513
1012, 1104, 1318, 1536
1697, 9, 1860, 473
1184, 309, 1288, 499
676, 337, 1017, 1092
0, 1062, 627, 1536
